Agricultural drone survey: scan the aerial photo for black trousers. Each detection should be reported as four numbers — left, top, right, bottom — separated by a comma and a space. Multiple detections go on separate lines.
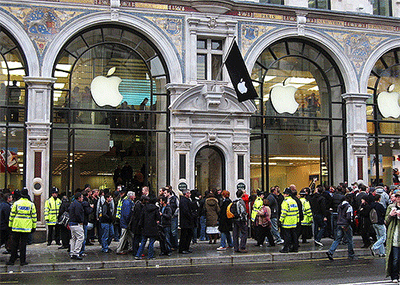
60, 225, 71, 248
256, 225, 275, 246
47, 224, 61, 244
282, 227, 298, 251
179, 228, 193, 252
9, 232, 28, 264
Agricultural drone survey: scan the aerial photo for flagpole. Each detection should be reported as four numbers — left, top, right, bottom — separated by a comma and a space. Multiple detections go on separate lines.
213, 36, 237, 90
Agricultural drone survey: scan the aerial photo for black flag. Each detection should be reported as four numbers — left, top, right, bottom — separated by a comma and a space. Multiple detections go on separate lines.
225, 41, 258, 102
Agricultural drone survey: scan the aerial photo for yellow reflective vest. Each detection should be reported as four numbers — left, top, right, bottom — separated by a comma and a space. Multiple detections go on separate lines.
44, 196, 61, 225
9, 198, 37, 233
251, 197, 263, 222
279, 196, 299, 228
116, 196, 127, 220
300, 197, 313, 226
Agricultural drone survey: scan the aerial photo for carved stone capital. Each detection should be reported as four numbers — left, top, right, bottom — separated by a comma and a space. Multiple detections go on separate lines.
233, 142, 248, 152
174, 141, 191, 151
352, 144, 367, 155
26, 123, 51, 149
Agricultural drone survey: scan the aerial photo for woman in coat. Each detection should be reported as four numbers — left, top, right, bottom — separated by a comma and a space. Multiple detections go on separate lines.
385, 192, 400, 282
204, 192, 220, 244
217, 190, 233, 250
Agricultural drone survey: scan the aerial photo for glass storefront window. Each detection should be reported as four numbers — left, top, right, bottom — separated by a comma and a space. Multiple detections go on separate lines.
52, 25, 169, 195
368, 48, 400, 185
251, 38, 345, 192
0, 28, 27, 190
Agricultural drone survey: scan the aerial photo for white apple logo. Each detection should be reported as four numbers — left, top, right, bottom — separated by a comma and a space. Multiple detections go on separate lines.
377, 84, 400, 118
237, 78, 248, 94
90, 67, 123, 107
269, 78, 299, 114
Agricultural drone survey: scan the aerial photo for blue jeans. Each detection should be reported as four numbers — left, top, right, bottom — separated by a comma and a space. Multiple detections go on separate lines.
170, 216, 179, 248
100, 223, 114, 252
391, 247, 400, 280
372, 224, 386, 255
270, 217, 282, 242
328, 225, 354, 258
220, 231, 233, 248
313, 214, 326, 242
79, 224, 87, 255
199, 216, 207, 241
136, 236, 156, 259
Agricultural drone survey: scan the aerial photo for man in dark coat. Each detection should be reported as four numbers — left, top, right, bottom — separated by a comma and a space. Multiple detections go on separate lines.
0, 193, 12, 253
134, 197, 160, 259
99, 194, 114, 253
130, 195, 145, 255
310, 185, 328, 247
69, 192, 84, 260
179, 190, 195, 254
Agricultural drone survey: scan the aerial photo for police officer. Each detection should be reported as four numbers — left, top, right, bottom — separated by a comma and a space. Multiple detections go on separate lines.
279, 187, 300, 253
6, 188, 37, 266
45, 187, 61, 246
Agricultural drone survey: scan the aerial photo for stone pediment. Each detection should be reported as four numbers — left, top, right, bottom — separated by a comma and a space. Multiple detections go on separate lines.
169, 84, 256, 114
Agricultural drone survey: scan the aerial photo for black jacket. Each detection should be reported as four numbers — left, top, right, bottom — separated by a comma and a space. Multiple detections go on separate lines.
180, 196, 194, 229
82, 199, 93, 226
58, 198, 71, 220
140, 203, 160, 237
266, 194, 278, 219
69, 200, 84, 224
99, 201, 113, 224
332, 192, 344, 213
371, 201, 386, 225
310, 193, 328, 217
0, 201, 11, 230
337, 201, 353, 227
160, 204, 172, 227
130, 201, 143, 234
218, 198, 232, 233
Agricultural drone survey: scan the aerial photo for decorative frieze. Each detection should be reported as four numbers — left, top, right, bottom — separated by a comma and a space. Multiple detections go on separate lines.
174, 141, 191, 150
232, 142, 248, 152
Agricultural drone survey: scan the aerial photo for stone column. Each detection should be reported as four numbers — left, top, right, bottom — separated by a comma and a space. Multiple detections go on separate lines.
342, 93, 370, 185
24, 77, 55, 224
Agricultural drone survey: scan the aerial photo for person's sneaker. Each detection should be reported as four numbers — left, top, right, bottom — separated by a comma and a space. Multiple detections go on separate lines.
239, 249, 248, 253
326, 251, 334, 261
134, 256, 142, 260
276, 240, 284, 245
370, 247, 376, 256
314, 240, 324, 247
379, 254, 386, 257
217, 247, 227, 251
392, 279, 399, 283
20, 262, 28, 266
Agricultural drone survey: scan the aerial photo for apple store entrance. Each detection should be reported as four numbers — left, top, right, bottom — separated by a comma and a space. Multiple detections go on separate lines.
367, 47, 400, 186
51, 25, 170, 195
250, 38, 347, 193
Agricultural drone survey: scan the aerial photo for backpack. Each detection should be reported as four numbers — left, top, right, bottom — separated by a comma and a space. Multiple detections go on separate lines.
369, 207, 378, 224
226, 200, 240, 219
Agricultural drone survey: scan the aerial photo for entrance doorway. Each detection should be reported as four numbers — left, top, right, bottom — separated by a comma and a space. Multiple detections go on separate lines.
195, 146, 225, 195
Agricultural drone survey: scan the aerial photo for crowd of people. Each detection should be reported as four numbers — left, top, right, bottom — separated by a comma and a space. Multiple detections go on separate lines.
2, 180, 400, 282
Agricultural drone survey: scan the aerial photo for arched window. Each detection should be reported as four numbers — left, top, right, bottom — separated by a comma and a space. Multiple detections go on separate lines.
0, 27, 27, 190
51, 25, 170, 195
367, 48, 400, 185
250, 38, 346, 191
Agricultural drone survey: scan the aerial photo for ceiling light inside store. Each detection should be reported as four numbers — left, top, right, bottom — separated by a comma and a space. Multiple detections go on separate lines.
308, 86, 319, 91
55, 64, 72, 72
269, 156, 320, 161
54, 83, 66, 89
264, 76, 276, 82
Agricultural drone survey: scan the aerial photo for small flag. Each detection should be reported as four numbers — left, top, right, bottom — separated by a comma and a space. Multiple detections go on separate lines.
225, 41, 258, 102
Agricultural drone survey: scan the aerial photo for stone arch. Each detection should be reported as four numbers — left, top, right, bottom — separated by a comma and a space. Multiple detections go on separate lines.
359, 38, 400, 93
42, 12, 182, 83
245, 27, 358, 93
0, 10, 39, 77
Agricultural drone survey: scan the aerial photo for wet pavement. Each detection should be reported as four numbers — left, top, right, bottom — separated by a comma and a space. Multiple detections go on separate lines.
0, 235, 371, 273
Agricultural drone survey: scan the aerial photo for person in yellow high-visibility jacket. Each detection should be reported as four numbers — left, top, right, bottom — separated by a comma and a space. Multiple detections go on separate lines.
44, 187, 61, 246
299, 188, 313, 244
279, 187, 299, 253
251, 190, 264, 246
7, 188, 36, 266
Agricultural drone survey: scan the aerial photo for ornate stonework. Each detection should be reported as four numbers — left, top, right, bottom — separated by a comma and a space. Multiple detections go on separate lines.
232, 143, 248, 152
174, 142, 191, 150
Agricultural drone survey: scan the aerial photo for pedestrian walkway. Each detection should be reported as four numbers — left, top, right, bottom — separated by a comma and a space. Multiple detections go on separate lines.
0, 236, 372, 273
